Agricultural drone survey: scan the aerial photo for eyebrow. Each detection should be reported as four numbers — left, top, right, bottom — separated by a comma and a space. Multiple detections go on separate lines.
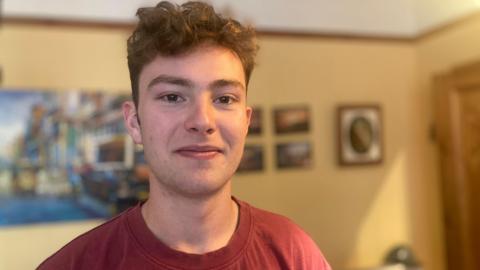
147, 75, 194, 90
147, 75, 245, 91
209, 79, 245, 91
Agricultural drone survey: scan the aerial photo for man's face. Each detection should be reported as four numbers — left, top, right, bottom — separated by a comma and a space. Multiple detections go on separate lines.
123, 45, 251, 198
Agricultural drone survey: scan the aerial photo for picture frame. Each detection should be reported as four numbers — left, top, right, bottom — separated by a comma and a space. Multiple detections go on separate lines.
0, 89, 149, 226
237, 144, 264, 172
337, 104, 383, 165
247, 107, 262, 136
273, 105, 310, 134
275, 141, 312, 169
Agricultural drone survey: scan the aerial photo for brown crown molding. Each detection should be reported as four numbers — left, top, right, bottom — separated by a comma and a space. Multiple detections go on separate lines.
256, 29, 413, 43
0, 16, 414, 43
1, 16, 135, 30
3, 10, 480, 43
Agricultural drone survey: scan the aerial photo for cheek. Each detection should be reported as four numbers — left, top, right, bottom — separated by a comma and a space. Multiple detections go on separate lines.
140, 116, 169, 144
141, 125, 170, 165
220, 118, 248, 145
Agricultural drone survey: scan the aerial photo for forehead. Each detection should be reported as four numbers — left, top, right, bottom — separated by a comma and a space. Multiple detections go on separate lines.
138, 45, 246, 89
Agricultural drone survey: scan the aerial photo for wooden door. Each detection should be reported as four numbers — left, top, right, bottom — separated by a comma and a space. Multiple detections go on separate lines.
434, 61, 480, 270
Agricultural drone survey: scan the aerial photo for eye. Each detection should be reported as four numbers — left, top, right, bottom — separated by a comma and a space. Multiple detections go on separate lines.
215, 95, 236, 104
158, 94, 185, 103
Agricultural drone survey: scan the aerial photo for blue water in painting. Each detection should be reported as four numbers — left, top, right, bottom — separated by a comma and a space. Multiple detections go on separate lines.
0, 196, 109, 226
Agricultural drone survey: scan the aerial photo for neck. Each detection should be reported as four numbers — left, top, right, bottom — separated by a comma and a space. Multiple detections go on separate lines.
141, 181, 238, 254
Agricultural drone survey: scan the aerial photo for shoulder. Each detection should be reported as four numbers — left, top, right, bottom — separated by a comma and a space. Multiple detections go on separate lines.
37, 206, 137, 270
240, 201, 332, 270
247, 202, 310, 242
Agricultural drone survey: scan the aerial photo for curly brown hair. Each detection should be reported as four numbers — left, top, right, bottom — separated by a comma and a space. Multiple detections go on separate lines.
127, 1, 259, 107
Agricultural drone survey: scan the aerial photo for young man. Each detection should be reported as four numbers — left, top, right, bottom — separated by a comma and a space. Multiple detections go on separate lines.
39, 1, 331, 269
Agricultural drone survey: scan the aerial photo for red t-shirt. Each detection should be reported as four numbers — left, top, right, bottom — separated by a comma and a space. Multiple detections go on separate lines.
38, 198, 331, 270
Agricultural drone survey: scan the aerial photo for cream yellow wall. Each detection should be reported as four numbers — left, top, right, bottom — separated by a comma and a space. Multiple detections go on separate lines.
0, 20, 464, 270
0, 25, 131, 91
0, 220, 102, 270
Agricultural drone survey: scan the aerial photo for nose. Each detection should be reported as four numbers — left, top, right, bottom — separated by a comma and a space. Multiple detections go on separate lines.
184, 98, 216, 135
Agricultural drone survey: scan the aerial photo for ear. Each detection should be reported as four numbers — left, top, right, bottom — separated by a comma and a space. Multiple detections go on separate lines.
123, 101, 143, 144
245, 106, 252, 135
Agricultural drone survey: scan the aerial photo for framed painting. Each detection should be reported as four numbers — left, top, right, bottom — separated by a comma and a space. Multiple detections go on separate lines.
273, 105, 310, 134
247, 107, 262, 136
276, 141, 312, 169
237, 144, 264, 173
337, 104, 383, 165
0, 89, 149, 226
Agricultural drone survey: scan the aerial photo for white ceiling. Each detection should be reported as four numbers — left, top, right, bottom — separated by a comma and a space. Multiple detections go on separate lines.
3, 0, 480, 37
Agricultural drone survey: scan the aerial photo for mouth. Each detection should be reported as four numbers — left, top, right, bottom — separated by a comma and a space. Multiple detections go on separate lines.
174, 145, 223, 160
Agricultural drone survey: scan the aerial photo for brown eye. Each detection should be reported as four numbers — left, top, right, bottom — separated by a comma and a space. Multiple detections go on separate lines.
215, 96, 235, 104
160, 94, 184, 103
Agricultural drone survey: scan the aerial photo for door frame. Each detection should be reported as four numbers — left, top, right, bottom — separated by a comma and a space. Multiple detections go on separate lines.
433, 61, 480, 270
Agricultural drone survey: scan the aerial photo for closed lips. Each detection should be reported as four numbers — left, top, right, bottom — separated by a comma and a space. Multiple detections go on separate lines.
175, 145, 223, 153
174, 146, 224, 160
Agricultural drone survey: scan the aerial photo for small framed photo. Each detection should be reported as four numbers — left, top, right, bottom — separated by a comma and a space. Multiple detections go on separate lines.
337, 104, 383, 165
248, 107, 262, 136
273, 105, 310, 134
276, 141, 312, 169
237, 144, 264, 173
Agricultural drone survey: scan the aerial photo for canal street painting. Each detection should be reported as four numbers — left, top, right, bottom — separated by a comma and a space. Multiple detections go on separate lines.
0, 89, 150, 226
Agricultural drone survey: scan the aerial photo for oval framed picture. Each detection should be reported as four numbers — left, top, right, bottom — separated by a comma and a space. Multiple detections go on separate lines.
337, 104, 382, 165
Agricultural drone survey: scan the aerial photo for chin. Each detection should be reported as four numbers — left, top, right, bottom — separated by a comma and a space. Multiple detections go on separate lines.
173, 182, 230, 199
159, 172, 233, 199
